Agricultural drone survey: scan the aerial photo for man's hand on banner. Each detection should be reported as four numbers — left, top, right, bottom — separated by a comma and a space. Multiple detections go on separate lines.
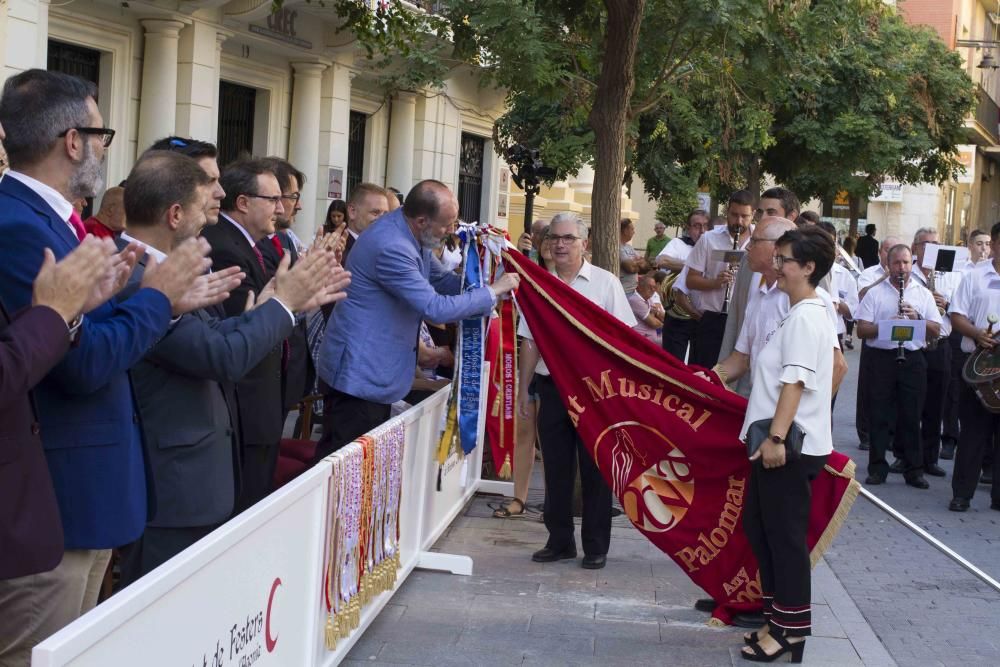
491, 272, 520, 297
750, 440, 786, 469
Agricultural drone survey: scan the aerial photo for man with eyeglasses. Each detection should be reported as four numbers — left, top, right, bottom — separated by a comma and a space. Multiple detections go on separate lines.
201, 159, 292, 510
0, 69, 223, 660
517, 212, 635, 571
684, 190, 755, 368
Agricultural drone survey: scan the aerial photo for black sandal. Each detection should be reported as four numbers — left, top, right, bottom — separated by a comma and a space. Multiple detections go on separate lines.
492, 498, 527, 518
743, 627, 768, 645
740, 633, 805, 663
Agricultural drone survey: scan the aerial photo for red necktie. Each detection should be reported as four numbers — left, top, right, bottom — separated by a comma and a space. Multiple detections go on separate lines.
270, 235, 285, 258
252, 245, 266, 271
68, 211, 86, 242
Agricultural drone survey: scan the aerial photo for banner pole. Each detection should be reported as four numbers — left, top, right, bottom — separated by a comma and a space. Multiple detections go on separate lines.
858, 487, 1000, 594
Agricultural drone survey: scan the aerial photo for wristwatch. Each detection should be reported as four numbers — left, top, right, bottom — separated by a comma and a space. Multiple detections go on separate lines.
769, 433, 785, 445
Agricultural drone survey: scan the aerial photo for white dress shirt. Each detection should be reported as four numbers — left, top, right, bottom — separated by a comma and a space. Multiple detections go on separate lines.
830, 263, 859, 336
657, 237, 694, 262
740, 298, 837, 457
909, 266, 962, 338
948, 261, 1000, 353
855, 278, 942, 350
684, 226, 750, 313
518, 261, 637, 376
735, 276, 838, 363
857, 263, 886, 291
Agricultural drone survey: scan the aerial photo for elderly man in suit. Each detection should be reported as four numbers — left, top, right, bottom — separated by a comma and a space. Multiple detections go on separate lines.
0, 68, 227, 662
114, 151, 349, 585
201, 159, 293, 510
316, 179, 520, 459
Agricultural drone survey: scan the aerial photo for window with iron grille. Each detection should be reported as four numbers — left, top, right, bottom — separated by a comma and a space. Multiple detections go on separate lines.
48, 41, 101, 90
458, 133, 485, 223
346, 111, 367, 198
217, 81, 257, 168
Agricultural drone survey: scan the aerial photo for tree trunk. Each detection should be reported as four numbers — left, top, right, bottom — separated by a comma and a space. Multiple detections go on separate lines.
587, 0, 646, 273
848, 194, 860, 239
746, 155, 762, 202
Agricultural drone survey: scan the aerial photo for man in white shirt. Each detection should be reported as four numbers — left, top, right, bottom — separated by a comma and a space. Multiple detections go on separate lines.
684, 190, 754, 367
854, 235, 901, 451
855, 245, 942, 489
517, 212, 636, 570
946, 222, 1000, 512
656, 210, 707, 360
628, 273, 663, 345
908, 228, 962, 478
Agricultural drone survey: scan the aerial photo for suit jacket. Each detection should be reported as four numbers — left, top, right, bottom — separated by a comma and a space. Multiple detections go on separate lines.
856, 235, 879, 269
0, 175, 172, 549
319, 208, 494, 404
121, 255, 294, 527
201, 216, 285, 447
0, 302, 69, 578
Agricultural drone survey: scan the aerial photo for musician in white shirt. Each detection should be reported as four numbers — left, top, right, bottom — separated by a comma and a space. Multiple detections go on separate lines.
855, 245, 941, 489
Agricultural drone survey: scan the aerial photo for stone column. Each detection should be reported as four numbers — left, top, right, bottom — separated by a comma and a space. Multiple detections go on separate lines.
136, 19, 186, 151
318, 52, 353, 226
287, 61, 327, 241
386, 91, 416, 193
211, 31, 229, 142
175, 21, 220, 141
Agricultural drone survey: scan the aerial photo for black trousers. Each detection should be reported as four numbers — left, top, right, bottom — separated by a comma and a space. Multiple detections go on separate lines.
941, 332, 965, 445
536, 374, 612, 557
237, 442, 280, 511
855, 344, 870, 445
743, 454, 827, 637
690, 311, 727, 369
662, 314, 695, 363
921, 343, 951, 466
951, 382, 1000, 502
117, 524, 217, 589
867, 348, 927, 480
314, 387, 391, 463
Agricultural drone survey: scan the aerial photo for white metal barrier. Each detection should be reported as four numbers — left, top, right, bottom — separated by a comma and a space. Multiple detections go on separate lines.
33, 385, 513, 667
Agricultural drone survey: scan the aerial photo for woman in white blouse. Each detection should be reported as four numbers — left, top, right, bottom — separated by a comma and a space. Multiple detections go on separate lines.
737, 227, 838, 663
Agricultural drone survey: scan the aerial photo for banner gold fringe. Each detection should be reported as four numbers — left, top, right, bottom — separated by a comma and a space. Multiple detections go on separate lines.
809, 460, 861, 567
497, 453, 512, 480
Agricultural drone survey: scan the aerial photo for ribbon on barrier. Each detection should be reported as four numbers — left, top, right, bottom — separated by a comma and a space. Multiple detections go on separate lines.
456, 235, 485, 455
502, 248, 860, 625
485, 298, 517, 479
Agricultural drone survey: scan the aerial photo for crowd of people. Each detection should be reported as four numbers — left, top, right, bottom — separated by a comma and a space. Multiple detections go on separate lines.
2, 64, 999, 666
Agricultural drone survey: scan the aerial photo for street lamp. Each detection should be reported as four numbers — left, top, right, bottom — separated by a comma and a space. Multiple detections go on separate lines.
504, 144, 556, 236
956, 40, 1000, 69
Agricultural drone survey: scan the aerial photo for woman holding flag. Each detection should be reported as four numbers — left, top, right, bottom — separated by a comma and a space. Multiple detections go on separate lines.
734, 227, 837, 663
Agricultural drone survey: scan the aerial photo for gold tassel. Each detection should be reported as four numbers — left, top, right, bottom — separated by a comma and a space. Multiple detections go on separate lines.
497, 453, 512, 480
325, 613, 338, 650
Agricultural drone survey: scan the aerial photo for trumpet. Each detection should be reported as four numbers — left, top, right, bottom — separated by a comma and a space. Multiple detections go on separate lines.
896, 274, 906, 364
721, 228, 740, 314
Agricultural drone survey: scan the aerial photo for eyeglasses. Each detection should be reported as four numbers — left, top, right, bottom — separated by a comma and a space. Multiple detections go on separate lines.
243, 193, 282, 205
773, 254, 804, 268
548, 234, 581, 245
58, 127, 116, 148
281, 193, 301, 202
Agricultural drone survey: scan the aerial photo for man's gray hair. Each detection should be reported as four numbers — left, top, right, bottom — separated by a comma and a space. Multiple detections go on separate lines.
550, 211, 589, 239
913, 227, 937, 244
887, 243, 911, 260
0, 69, 97, 169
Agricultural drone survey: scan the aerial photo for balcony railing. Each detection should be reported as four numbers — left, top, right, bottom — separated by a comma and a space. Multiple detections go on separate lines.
972, 85, 1000, 145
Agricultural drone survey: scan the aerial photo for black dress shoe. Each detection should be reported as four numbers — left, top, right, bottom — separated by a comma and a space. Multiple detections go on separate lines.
694, 598, 717, 612
532, 546, 576, 562
581, 554, 606, 569
889, 459, 905, 474
980, 471, 994, 486
949, 497, 970, 512
864, 475, 885, 485
925, 463, 947, 477
940, 442, 956, 460
905, 475, 930, 489
858, 441, 870, 451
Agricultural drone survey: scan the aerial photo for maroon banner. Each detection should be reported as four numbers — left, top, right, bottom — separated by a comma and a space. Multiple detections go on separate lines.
503, 250, 859, 624
485, 301, 516, 479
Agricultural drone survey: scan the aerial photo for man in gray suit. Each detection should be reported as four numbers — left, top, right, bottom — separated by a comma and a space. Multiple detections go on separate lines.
116, 151, 350, 585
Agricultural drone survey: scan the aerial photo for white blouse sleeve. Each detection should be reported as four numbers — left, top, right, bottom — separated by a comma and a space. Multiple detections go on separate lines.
778, 307, 825, 392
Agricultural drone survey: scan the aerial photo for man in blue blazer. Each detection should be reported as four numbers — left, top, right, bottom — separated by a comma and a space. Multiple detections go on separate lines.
0, 69, 227, 652
316, 179, 519, 459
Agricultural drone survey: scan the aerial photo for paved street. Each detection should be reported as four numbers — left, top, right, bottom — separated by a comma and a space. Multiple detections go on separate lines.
347, 344, 999, 666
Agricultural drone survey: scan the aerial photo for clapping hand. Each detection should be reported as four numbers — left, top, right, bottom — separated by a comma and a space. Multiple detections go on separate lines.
33, 237, 117, 324
141, 237, 214, 316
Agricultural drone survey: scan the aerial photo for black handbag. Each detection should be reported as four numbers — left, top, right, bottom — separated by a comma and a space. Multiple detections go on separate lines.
745, 419, 805, 461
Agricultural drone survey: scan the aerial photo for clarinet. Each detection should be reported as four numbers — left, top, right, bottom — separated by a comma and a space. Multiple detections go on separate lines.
896, 274, 906, 364
721, 229, 740, 314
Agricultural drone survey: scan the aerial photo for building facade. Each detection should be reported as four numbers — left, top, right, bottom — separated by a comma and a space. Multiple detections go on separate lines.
1, 0, 516, 242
